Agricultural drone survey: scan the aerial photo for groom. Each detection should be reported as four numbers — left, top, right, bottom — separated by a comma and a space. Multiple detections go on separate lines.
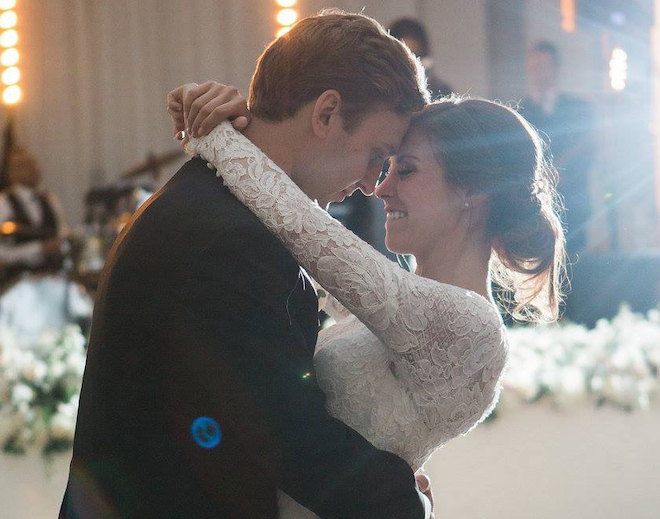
60, 10, 431, 519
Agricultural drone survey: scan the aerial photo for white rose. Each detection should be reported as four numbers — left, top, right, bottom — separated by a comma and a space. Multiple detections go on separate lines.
554, 366, 587, 409
49, 361, 66, 379
11, 383, 34, 404
21, 360, 48, 383
50, 412, 75, 441
65, 353, 86, 376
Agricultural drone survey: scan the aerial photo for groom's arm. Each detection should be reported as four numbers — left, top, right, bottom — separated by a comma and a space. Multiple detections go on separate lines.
175, 225, 429, 519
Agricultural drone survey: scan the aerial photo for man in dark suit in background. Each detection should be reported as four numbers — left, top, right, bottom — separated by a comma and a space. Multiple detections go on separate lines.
521, 40, 596, 257
389, 17, 453, 99
59, 11, 432, 519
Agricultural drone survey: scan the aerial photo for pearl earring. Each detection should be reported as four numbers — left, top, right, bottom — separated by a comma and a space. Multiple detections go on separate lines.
464, 202, 470, 209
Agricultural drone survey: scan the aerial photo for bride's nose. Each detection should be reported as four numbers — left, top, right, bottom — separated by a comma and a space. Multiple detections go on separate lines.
375, 170, 395, 200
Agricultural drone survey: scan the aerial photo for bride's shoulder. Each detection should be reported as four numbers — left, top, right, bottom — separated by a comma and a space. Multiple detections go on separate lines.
422, 280, 504, 336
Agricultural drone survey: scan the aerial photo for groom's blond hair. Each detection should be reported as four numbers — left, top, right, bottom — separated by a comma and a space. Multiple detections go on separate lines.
248, 9, 429, 131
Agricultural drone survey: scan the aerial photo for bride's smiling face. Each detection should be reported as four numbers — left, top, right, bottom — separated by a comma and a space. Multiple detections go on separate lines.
375, 127, 468, 257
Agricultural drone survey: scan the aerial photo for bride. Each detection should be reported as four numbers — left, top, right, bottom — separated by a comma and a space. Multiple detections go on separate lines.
168, 85, 566, 516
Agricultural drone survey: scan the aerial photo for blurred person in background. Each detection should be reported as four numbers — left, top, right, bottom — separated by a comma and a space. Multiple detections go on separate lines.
389, 17, 453, 99
520, 40, 595, 258
0, 146, 66, 283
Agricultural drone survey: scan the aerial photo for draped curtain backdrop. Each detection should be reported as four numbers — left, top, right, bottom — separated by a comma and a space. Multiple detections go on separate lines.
3, 0, 491, 225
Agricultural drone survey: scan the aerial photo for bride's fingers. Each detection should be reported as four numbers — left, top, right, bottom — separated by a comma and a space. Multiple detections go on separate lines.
190, 87, 244, 137
183, 81, 217, 130
167, 102, 185, 135
186, 83, 236, 135
196, 97, 250, 137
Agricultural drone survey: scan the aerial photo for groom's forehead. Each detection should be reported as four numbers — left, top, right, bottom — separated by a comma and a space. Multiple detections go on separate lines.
358, 110, 411, 148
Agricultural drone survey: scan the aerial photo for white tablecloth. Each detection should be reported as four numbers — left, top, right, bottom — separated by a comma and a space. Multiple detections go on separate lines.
3, 403, 659, 519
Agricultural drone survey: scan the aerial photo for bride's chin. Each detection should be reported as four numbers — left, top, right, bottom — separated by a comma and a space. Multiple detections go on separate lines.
384, 237, 410, 256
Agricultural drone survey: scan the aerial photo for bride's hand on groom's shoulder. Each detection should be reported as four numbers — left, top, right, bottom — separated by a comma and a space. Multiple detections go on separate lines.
166, 81, 250, 145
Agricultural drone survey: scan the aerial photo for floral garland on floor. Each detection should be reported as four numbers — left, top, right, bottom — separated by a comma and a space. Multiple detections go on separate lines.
0, 306, 659, 455
0, 325, 86, 455
499, 305, 660, 414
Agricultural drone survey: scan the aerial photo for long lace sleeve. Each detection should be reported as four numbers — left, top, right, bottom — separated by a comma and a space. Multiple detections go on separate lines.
187, 123, 507, 432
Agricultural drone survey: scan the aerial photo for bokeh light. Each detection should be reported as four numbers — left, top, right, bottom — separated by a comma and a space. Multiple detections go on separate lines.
276, 8, 298, 27
1, 47, 18, 66
276, 0, 297, 7
2, 65, 19, 85
0, 28, 17, 47
609, 46, 628, 91
0, 0, 16, 10
0, 10, 16, 29
2, 84, 20, 104
276, 26, 291, 38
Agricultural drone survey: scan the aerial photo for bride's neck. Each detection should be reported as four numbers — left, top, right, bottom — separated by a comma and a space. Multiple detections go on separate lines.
243, 118, 298, 177
414, 239, 492, 301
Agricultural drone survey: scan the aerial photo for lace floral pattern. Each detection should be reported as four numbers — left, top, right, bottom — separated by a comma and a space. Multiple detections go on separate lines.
187, 123, 508, 469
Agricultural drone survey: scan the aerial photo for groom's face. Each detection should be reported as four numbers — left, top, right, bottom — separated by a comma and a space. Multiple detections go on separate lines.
314, 110, 410, 207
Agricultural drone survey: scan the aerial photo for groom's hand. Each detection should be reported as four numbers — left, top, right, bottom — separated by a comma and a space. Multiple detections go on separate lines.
167, 81, 250, 142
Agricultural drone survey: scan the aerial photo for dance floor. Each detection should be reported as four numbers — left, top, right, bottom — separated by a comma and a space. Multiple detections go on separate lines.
2, 401, 659, 519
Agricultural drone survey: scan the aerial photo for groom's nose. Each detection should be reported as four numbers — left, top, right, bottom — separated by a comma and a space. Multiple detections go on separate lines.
358, 165, 382, 196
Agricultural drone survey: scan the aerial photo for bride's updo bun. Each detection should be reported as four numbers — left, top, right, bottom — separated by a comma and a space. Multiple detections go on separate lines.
411, 97, 566, 321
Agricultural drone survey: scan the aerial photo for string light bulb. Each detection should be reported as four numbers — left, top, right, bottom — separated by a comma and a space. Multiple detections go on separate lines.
0, 28, 17, 47
2, 84, 20, 104
276, 8, 298, 27
1, 0, 19, 106
609, 46, 628, 91
274, 0, 298, 38
1, 47, 17, 66
276, 26, 291, 38
1, 64, 18, 84
0, 10, 15, 28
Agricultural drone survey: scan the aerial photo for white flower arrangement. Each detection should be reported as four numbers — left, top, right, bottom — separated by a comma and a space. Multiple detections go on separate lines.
0, 305, 658, 455
499, 305, 660, 414
0, 324, 86, 455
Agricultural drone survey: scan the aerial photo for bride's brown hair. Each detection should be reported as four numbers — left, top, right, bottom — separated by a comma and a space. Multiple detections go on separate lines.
412, 97, 567, 322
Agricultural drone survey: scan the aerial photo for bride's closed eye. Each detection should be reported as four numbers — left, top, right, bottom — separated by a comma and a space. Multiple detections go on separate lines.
396, 166, 415, 177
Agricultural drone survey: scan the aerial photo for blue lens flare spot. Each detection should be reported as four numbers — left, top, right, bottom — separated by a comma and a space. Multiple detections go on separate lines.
191, 417, 222, 449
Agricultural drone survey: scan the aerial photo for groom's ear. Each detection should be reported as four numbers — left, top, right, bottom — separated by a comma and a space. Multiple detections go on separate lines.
311, 90, 343, 139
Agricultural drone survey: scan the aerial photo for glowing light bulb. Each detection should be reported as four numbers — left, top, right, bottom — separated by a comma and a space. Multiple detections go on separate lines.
0, 0, 16, 10
1, 47, 18, 66
0, 28, 17, 47
276, 26, 291, 38
276, 8, 298, 27
1, 65, 19, 85
612, 47, 627, 61
2, 84, 20, 104
0, 10, 16, 29
276, 0, 297, 7
609, 46, 628, 92
0, 221, 16, 234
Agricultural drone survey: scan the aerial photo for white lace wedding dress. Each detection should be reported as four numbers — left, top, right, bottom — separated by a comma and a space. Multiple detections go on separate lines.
187, 123, 508, 518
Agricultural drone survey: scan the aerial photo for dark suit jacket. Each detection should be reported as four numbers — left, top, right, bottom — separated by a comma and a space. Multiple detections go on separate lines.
59, 158, 425, 519
520, 94, 595, 252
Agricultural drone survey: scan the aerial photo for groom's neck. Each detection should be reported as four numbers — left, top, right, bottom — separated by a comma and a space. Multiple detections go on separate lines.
243, 118, 297, 178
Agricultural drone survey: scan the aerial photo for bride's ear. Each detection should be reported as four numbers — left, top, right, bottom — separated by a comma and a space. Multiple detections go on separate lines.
311, 90, 342, 139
